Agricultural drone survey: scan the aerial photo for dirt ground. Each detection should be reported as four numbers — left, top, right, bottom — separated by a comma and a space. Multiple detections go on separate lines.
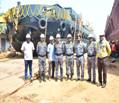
0, 57, 119, 103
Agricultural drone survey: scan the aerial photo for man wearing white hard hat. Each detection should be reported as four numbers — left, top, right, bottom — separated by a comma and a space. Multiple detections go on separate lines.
86, 34, 97, 84
74, 34, 86, 81
97, 34, 111, 88
47, 36, 55, 79
21, 33, 35, 80
36, 33, 47, 82
64, 34, 74, 80
54, 33, 64, 81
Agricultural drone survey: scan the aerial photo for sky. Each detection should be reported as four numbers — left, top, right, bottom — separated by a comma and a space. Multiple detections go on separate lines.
0, 0, 114, 36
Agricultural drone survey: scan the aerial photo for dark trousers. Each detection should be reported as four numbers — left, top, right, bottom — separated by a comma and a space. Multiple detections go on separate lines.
24, 60, 32, 79
55, 55, 63, 79
97, 57, 107, 84
49, 61, 55, 78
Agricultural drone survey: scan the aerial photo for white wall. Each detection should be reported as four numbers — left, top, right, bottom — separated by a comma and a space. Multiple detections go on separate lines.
0, 36, 10, 52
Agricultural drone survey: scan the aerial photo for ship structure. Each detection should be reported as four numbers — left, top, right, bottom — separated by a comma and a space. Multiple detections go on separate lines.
0, 2, 93, 52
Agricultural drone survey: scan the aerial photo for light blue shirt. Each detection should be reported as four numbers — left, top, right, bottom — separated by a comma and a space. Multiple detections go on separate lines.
74, 41, 85, 56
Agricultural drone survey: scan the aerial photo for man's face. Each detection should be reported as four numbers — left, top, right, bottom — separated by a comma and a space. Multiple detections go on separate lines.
41, 37, 45, 42
89, 38, 93, 42
67, 37, 72, 42
26, 38, 30, 43
56, 37, 60, 42
50, 39, 54, 43
100, 36, 104, 41
77, 36, 81, 41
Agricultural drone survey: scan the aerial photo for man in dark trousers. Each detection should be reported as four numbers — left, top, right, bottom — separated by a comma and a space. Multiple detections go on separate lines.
47, 36, 55, 79
97, 34, 111, 88
21, 33, 35, 80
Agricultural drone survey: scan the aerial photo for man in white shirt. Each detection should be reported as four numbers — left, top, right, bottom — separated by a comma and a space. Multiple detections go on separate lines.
47, 36, 55, 79
21, 33, 35, 80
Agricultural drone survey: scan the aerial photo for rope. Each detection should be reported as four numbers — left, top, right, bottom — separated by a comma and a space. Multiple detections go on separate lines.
23, 5, 29, 17
4, 4, 73, 25
29, 5, 36, 17
18, 5, 25, 17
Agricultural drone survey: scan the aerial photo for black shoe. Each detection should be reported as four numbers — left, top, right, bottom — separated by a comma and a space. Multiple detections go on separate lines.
51, 76, 54, 79
43, 79, 46, 82
60, 78, 63, 81
102, 83, 106, 88
76, 78, 80, 81
41, 76, 43, 81
67, 75, 69, 80
43, 76, 46, 82
92, 80, 96, 84
81, 78, 84, 81
55, 78, 58, 81
87, 79, 91, 82
42, 72, 46, 81
47, 76, 50, 80
70, 75, 73, 80
97, 83, 102, 87
70, 77, 73, 81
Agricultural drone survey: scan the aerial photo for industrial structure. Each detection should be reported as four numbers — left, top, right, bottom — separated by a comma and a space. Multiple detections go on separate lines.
0, 2, 93, 52
105, 0, 119, 42
0, 13, 10, 52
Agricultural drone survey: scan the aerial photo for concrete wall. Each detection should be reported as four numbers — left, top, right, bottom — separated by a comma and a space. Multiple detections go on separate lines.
105, 0, 119, 41
0, 35, 10, 52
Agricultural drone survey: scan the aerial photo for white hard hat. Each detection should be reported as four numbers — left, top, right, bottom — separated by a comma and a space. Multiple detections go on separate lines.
67, 34, 72, 38
56, 33, 61, 38
88, 34, 94, 38
40, 33, 45, 38
49, 36, 54, 40
26, 33, 31, 38
99, 34, 105, 37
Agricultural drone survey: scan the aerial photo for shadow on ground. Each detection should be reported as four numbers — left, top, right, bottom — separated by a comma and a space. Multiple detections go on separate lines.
107, 61, 119, 76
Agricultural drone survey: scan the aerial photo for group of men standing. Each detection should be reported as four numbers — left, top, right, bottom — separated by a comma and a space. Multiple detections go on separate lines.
21, 32, 111, 88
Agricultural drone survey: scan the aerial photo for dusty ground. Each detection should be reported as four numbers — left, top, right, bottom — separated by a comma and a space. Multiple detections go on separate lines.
0, 57, 119, 103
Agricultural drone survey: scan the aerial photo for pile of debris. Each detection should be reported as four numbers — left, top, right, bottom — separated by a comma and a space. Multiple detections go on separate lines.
0, 51, 22, 59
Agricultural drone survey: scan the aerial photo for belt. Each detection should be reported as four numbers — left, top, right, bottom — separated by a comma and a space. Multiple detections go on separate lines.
55, 53, 62, 56
98, 56, 108, 60
66, 54, 73, 56
38, 54, 46, 57
88, 55, 96, 57
76, 54, 83, 58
